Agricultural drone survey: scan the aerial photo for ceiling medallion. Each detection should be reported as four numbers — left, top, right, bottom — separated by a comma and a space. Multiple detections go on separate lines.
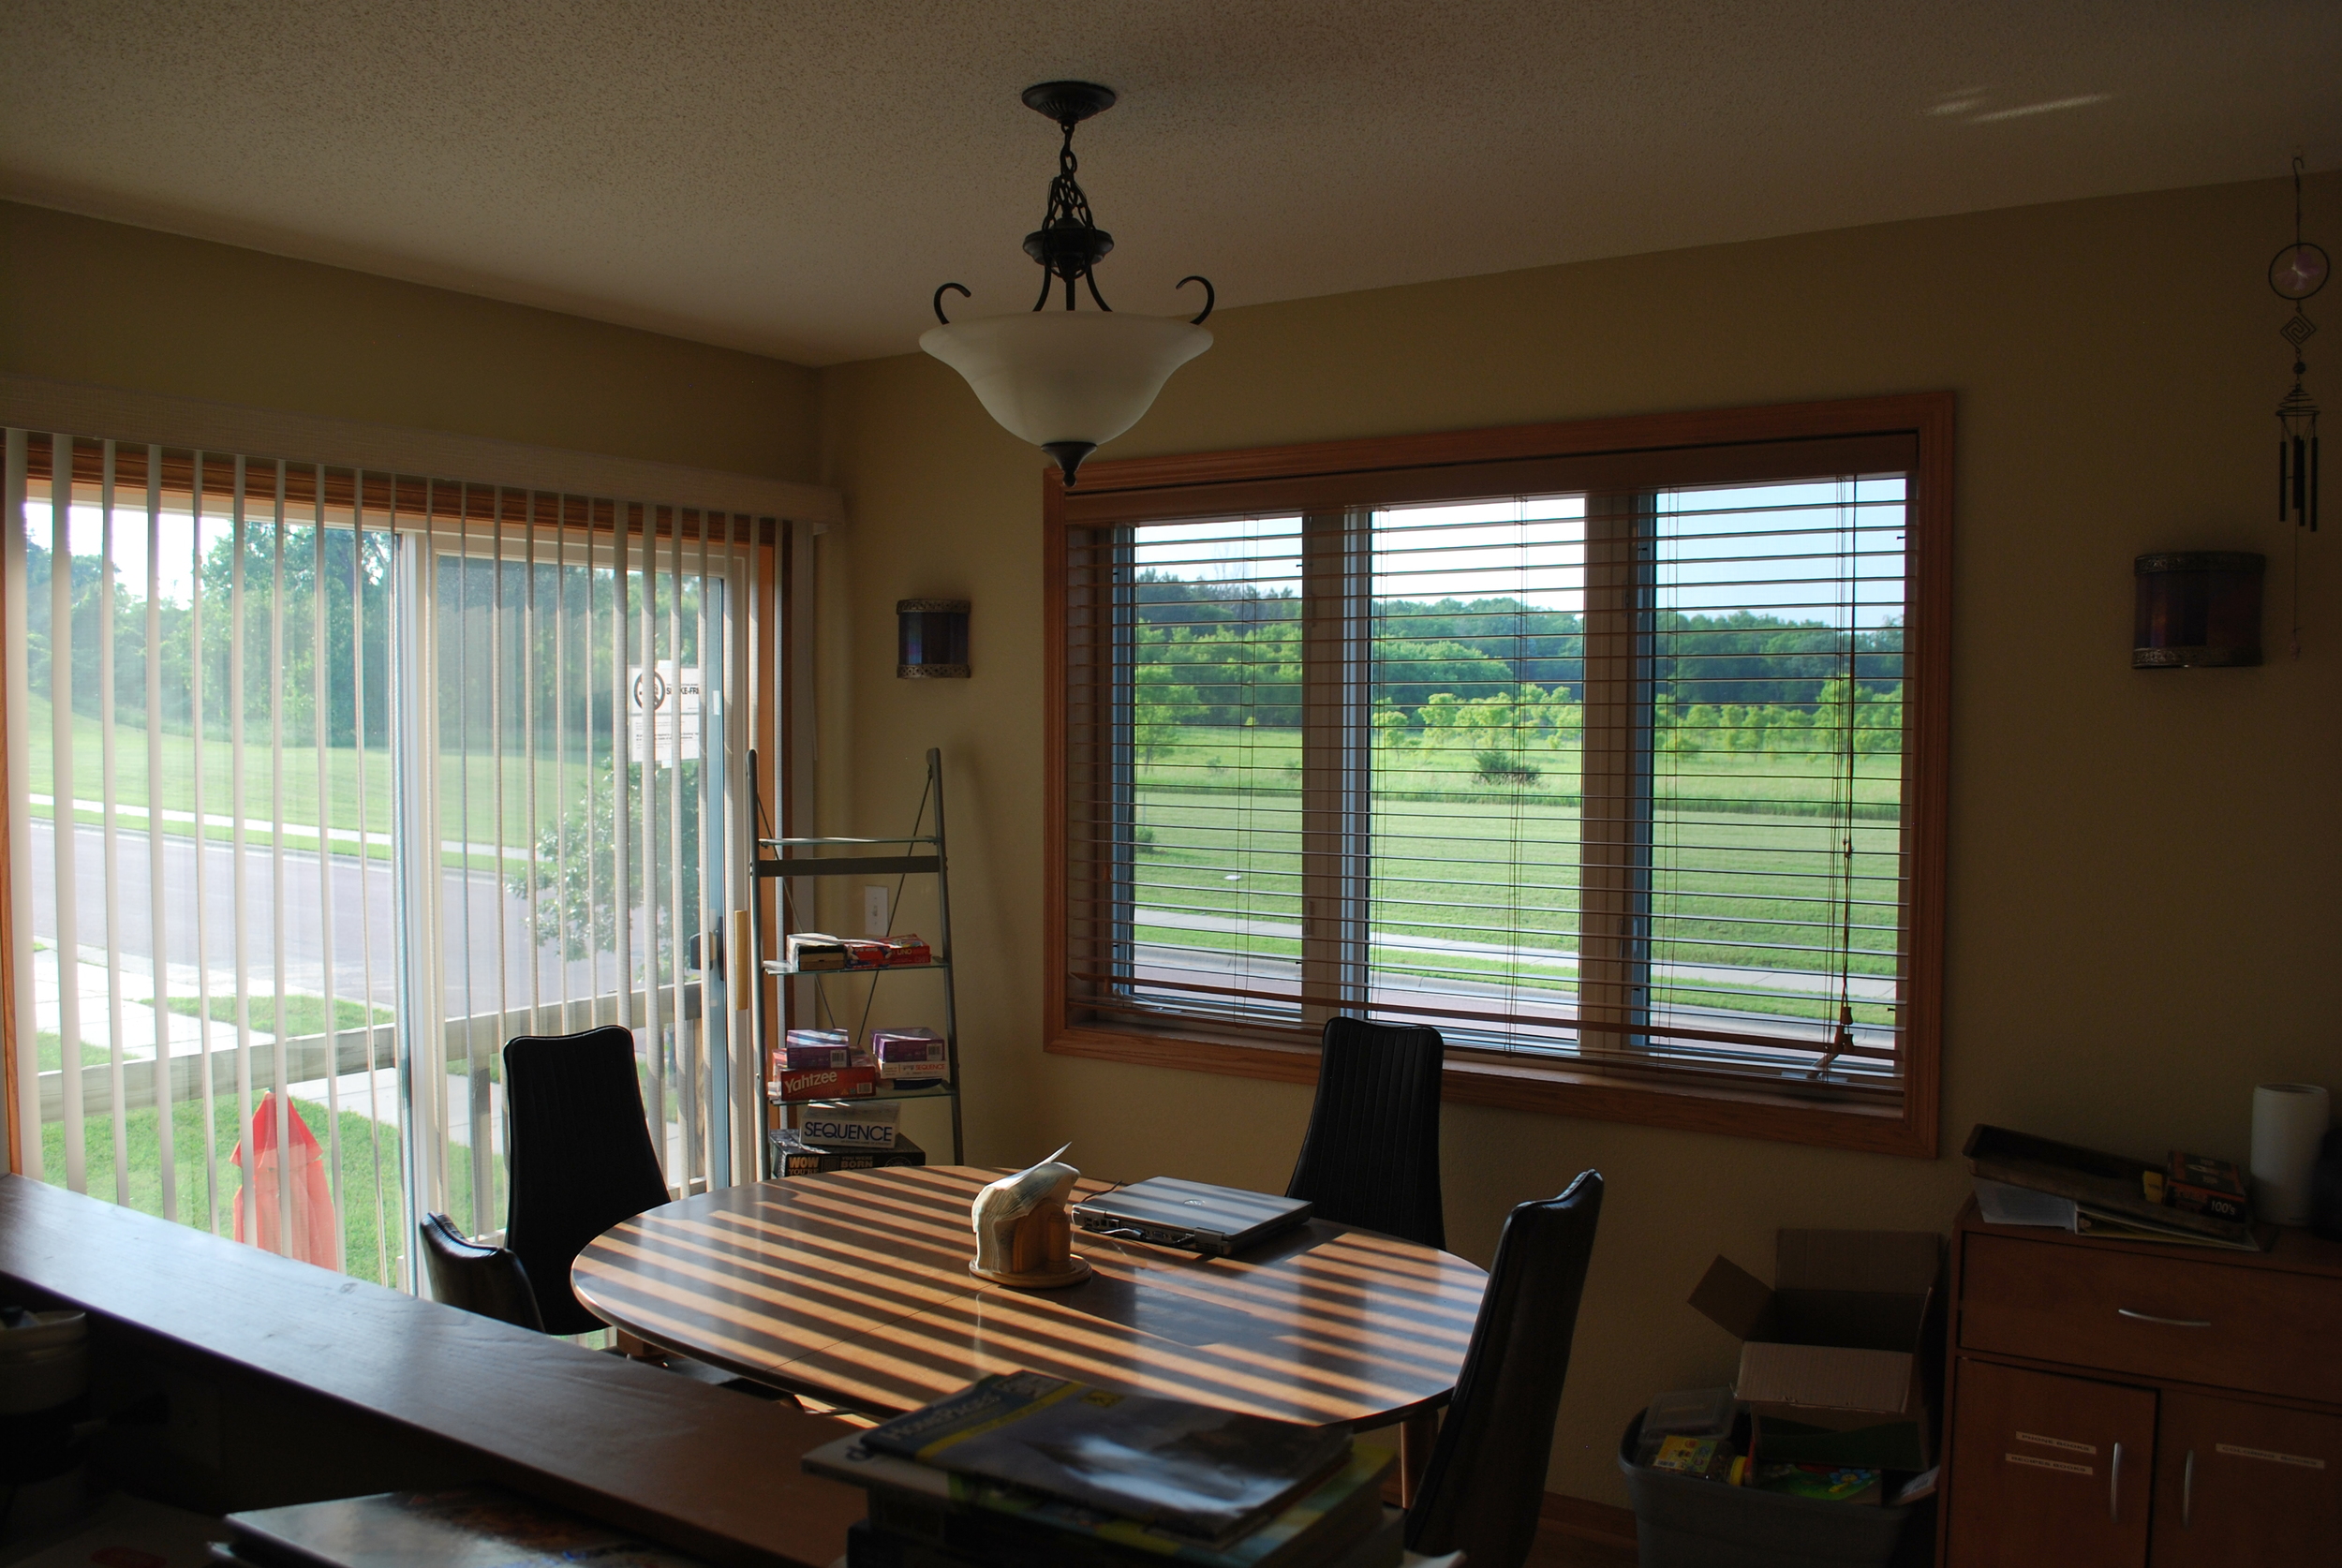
922, 82, 1214, 487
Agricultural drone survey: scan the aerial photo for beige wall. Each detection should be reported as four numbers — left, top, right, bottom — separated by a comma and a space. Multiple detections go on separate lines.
815, 172, 2341, 1504
0, 200, 820, 481
9, 175, 2333, 1508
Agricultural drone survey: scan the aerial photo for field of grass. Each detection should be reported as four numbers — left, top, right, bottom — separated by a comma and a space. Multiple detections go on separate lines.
22, 692, 609, 857
37, 1094, 470, 1288
38, 995, 390, 1072
164, 994, 391, 1035
1127, 727, 1904, 1029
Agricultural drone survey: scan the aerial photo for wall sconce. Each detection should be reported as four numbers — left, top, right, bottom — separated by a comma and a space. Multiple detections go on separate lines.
2133, 553, 2263, 668
898, 599, 971, 679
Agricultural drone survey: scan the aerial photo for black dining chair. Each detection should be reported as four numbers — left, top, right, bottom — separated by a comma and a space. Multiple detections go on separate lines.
502, 1025, 673, 1337
417, 1212, 544, 1332
1405, 1169, 1605, 1568
1285, 1015, 1446, 1249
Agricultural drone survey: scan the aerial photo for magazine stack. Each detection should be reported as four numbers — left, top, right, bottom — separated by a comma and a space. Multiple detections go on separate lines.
803, 1371, 1455, 1568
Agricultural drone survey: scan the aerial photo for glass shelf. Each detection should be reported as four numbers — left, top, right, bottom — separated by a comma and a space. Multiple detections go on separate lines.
762, 959, 950, 977
767, 1083, 958, 1106
758, 834, 939, 847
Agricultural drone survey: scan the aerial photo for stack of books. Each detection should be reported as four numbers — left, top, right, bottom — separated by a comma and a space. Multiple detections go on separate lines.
805, 1371, 1427, 1568
1966, 1124, 2270, 1250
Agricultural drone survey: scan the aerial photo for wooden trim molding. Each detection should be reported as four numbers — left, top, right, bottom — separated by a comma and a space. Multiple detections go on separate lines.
1044, 393, 1952, 1160
0, 371, 846, 525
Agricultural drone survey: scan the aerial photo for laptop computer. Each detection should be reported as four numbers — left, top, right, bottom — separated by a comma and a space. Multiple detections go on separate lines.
1071, 1177, 1314, 1257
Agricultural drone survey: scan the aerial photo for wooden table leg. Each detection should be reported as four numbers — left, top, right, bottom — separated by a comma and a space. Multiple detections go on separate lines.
1400, 1406, 1440, 1507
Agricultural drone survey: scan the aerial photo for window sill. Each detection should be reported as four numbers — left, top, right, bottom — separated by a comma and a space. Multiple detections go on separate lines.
1045, 1023, 1937, 1159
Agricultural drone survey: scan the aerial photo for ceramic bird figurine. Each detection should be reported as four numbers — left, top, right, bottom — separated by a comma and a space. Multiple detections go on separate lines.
969, 1143, 1091, 1288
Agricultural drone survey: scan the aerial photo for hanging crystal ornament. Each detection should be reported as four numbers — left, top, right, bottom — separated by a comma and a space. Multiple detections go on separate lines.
922, 83, 1214, 487
2271, 156, 2327, 533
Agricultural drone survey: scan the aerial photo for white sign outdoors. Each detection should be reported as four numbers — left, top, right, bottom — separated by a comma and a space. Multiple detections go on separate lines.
628, 662, 702, 764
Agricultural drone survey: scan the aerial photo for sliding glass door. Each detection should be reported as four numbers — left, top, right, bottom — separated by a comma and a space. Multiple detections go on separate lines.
7, 432, 767, 1290
400, 500, 749, 1243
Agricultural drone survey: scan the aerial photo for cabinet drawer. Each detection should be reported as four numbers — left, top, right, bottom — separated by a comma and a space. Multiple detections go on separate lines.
1961, 1235, 2342, 1404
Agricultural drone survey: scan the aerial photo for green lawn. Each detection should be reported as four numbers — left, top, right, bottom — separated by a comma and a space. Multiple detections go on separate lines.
38, 995, 389, 1072
37, 1094, 473, 1288
21, 691, 605, 857
1128, 727, 1904, 1030
164, 993, 391, 1035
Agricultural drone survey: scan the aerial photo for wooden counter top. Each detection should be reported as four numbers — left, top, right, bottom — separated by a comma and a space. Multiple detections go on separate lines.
0, 1176, 866, 1568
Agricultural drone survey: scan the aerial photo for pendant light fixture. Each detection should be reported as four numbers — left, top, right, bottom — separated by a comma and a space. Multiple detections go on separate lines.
922, 81, 1214, 486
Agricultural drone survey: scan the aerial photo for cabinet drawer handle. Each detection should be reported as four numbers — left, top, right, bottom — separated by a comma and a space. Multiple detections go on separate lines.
2116, 1307, 2212, 1328
2110, 1441, 2123, 1522
2183, 1448, 2194, 1528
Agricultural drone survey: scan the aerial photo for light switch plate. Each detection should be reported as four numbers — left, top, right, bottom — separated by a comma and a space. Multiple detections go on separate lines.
863, 885, 890, 936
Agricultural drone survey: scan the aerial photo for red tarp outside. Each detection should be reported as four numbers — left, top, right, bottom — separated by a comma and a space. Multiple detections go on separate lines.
231, 1092, 339, 1268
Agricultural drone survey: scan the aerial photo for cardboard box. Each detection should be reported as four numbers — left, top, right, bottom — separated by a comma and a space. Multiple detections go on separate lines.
870, 1028, 950, 1083
796, 1099, 901, 1151
2166, 1151, 2249, 1220
785, 933, 851, 971
771, 1129, 926, 1177
772, 1064, 881, 1102
1688, 1229, 1940, 1471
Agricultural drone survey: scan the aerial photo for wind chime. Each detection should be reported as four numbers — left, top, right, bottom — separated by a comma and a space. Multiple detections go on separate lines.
2274, 157, 2327, 528
2271, 157, 2327, 655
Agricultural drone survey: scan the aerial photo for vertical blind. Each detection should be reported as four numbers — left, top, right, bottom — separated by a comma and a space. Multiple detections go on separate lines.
5, 430, 772, 1286
1061, 436, 1919, 1104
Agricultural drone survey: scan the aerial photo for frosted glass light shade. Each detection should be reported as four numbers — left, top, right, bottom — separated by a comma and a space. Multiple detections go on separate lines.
920, 311, 1212, 456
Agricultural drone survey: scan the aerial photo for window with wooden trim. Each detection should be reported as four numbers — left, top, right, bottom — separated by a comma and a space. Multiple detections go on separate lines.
1046, 396, 1949, 1155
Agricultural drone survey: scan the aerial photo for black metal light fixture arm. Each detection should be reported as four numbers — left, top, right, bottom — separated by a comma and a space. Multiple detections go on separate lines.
926, 83, 1214, 336
1177, 275, 1215, 325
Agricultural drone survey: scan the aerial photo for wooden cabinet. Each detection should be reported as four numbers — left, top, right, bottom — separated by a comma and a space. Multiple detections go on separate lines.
1942, 1204, 2342, 1568
2148, 1393, 2342, 1567
1947, 1361, 2154, 1568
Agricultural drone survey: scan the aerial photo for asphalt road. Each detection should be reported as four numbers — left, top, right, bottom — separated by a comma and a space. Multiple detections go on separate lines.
27, 817, 635, 1014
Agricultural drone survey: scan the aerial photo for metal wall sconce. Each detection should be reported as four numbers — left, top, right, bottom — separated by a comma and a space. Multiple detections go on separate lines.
2133, 553, 2263, 668
898, 599, 971, 679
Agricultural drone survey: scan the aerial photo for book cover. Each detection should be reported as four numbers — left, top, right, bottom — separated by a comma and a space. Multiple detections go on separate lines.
852, 1375, 1356, 1546
223, 1488, 709, 1568
808, 1435, 1392, 1568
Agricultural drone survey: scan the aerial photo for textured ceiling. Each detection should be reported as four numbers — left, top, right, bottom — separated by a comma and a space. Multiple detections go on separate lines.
3, 1, 2339, 366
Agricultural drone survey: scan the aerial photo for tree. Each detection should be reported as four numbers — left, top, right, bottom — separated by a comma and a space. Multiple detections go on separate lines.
506, 760, 704, 979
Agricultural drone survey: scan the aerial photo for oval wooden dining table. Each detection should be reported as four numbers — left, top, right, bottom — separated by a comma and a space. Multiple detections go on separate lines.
573, 1165, 1489, 1497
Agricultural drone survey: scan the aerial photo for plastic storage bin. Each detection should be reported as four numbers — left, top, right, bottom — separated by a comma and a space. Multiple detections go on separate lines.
1617, 1413, 1911, 1568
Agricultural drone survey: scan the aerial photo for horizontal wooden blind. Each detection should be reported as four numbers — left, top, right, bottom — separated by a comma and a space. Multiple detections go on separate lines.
1060, 430, 1925, 1108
